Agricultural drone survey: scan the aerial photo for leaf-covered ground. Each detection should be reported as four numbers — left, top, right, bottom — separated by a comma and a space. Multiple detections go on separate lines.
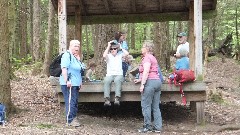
0, 56, 240, 135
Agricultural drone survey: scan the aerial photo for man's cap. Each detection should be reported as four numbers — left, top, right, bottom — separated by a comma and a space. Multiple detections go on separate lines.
110, 40, 120, 48
177, 32, 187, 37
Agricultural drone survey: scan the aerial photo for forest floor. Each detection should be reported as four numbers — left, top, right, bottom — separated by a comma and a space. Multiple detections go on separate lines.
0, 56, 240, 135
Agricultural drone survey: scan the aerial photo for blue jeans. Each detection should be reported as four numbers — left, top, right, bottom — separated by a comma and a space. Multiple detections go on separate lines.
61, 85, 79, 124
122, 62, 128, 78
103, 75, 124, 98
141, 79, 162, 130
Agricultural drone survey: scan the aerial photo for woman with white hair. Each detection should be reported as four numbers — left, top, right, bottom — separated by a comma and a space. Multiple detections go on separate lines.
175, 48, 189, 70
59, 40, 83, 127
134, 41, 162, 133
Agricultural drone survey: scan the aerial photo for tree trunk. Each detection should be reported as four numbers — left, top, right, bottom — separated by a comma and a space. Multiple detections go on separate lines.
42, 0, 55, 76
19, 0, 27, 58
130, 23, 136, 50
29, 0, 33, 56
93, 24, 118, 79
235, 3, 240, 60
0, 0, 14, 113
33, 0, 40, 61
153, 22, 170, 70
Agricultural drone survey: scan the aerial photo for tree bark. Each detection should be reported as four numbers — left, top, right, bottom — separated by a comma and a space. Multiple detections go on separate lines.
33, 0, 40, 61
19, 0, 27, 58
130, 23, 136, 50
93, 24, 118, 79
42, 0, 55, 76
0, 0, 14, 113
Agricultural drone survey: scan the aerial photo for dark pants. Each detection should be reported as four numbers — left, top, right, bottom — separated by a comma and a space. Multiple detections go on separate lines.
122, 62, 128, 78
61, 85, 80, 124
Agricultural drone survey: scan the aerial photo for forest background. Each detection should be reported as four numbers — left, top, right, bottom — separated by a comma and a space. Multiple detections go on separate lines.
0, 0, 239, 113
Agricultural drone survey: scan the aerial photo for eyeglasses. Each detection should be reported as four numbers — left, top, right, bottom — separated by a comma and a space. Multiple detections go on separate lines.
110, 48, 117, 50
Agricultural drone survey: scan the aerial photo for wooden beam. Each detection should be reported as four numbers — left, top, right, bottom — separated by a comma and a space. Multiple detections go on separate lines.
158, 0, 164, 12
58, 0, 67, 54
77, 0, 87, 16
130, 0, 136, 12
103, 0, 111, 14
212, 0, 217, 10
66, 10, 216, 25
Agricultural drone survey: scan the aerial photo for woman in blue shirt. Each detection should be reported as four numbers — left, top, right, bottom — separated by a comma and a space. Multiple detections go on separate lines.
59, 40, 83, 127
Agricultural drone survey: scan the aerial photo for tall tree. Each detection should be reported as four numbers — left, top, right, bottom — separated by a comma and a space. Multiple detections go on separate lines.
0, 0, 14, 112
19, 0, 28, 58
33, 0, 40, 61
42, 0, 55, 76
93, 24, 118, 79
29, 0, 33, 56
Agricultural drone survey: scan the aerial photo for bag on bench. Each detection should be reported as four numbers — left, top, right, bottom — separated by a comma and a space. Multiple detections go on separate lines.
169, 69, 195, 105
0, 103, 6, 125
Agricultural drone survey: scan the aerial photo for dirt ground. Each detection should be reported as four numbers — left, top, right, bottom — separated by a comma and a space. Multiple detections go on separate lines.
0, 56, 240, 135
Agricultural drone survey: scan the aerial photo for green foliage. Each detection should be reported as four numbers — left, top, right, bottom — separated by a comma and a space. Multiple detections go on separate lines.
11, 54, 33, 71
36, 123, 54, 129
196, 75, 203, 81
209, 90, 224, 103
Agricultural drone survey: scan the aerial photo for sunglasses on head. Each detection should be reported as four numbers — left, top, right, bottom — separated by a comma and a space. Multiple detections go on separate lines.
110, 48, 117, 50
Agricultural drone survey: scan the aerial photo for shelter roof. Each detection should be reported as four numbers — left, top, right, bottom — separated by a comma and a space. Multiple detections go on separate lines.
51, 0, 217, 24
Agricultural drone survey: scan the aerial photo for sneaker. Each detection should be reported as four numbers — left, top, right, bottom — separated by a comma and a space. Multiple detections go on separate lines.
114, 97, 120, 106
69, 118, 80, 127
104, 98, 111, 106
152, 127, 161, 133
138, 126, 152, 133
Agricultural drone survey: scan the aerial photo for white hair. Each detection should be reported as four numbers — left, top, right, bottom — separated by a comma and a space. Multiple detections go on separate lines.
69, 40, 80, 48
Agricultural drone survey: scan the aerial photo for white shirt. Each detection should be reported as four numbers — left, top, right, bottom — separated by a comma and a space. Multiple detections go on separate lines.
106, 53, 123, 76
176, 42, 189, 54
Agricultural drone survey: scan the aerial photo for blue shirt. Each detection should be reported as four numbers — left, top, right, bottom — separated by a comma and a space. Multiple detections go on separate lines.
121, 41, 128, 50
175, 57, 190, 70
59, 51, 83, 86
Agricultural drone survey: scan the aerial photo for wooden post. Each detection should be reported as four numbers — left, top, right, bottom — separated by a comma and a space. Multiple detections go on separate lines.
189, 0, 203, 79
75, 6, 82, 59
58, 0, 67, 54
194, 0, 203, 77
196, 102, 205, 124
189, 2, 195, 71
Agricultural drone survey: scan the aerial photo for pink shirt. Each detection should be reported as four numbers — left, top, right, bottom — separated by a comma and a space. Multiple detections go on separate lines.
139, 54, 160, 80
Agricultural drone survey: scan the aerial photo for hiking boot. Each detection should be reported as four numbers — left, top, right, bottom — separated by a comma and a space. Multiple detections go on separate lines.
69, 118, 80, 127
138, 125, 152, 133
114, 97, 120, 106
104, 98, 111, 106
152, 127, 161, 133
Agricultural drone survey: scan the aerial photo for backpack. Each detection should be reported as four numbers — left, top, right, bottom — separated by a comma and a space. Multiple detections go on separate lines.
168, 69, 195, 105
0, 103, 6, 125
49, 52, 71, 77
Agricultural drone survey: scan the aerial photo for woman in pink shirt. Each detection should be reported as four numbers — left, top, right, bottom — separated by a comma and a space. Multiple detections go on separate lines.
134, 41, 162, 133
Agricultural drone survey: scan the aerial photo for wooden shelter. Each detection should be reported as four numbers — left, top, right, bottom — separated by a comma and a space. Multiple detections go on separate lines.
50, 0, 217, 124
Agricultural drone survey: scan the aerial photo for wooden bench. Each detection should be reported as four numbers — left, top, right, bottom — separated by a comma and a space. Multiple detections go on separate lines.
49, 76, 206, 124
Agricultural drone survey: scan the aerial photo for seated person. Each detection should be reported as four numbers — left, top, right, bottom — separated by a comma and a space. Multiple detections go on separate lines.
175, 48, 189, 71
85, 62, 97, 81
102, 40, 129, 106
169, 48, 189, 79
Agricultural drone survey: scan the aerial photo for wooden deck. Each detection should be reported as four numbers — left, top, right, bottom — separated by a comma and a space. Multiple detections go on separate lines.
49, 77, 206, 123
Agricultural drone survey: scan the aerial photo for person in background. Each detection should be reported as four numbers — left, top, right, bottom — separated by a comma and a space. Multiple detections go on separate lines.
134, 41, 162, 133
85, 62, 97, 81
114, 31, 129, 80
174, 32, 189, 58
59, 40, 83, 127
169, 48, 190, 79
175, 48, 189, 71
102, 40, 129, 106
